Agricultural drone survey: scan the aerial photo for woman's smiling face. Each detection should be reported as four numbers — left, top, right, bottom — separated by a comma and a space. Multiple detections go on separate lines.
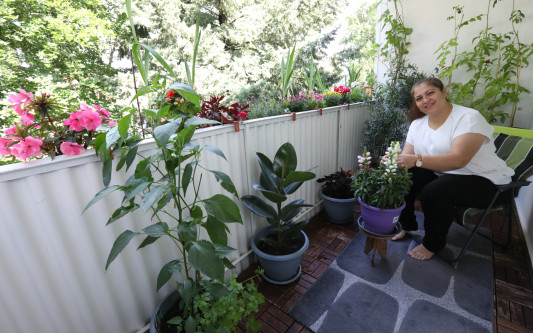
413, 83, 448, 115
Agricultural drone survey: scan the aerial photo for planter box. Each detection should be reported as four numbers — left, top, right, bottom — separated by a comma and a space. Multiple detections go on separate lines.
0, 103, 370, 333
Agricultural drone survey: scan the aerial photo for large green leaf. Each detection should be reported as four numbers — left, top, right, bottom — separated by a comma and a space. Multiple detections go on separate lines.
153, 118, 182, 148
105, 126, 121, 149
118, 114, 131, 140
94, 132, 107, 157
280, 199, 312, 221
184, 116, 219, 127
282, 171, 316, 188
106, 202, 139, 225
203, 194, 242, 223
178, 221, 198, 244
157, 104, 171, 119
168, 82, 200, 106
137, 235, 158, 249
204, 215, 229, 245
105, 230, 139, 270
204, 282, 230, 297
241, 195, 278, 220
142, 222, 167, 237
182, 162, 193, 195
129, 86, 153, 104
252, 184, 286, 203
188, 240, 225, 281
256, 153, 280, 191
157, 260, 182, 291
176, 124, 196, 147
125, 145, 138, 170
213, 243, 235, 257
259, 172, 277, 192
102, 158, 112, 187
125, 181, 150, 201
209, 170, 238, 197
83, 185, 120, 214
140, 185, 168, 213
273, 142, 297, 179
134, 158, 152, 180
138, 43, 178, 81
204, 145, 227, 160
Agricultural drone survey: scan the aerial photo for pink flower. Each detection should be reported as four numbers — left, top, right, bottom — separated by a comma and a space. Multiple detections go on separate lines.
7, 89, 34, 112
81, 110, 102, 131
0, 137, 15, 156
64, 111, 85, 132
11, 136, 43, 161
5, 125, 18, 135
8, 89, 35, 124
93, 105, 110, 119
60, 142, 86, 156
20, 112, 35, 125
107, 121, 118, 126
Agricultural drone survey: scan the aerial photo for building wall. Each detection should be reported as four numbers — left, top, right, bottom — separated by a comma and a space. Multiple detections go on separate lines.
375, 0, 533, 269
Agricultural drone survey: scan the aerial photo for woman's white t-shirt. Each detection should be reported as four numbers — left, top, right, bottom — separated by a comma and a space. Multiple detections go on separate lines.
405, 104, 513, 185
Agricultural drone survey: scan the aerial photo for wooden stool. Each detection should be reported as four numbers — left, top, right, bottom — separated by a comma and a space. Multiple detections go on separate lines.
357, 217, 401, 266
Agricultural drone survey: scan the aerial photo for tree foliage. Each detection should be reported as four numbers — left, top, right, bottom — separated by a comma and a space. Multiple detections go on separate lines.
123, 0, 349, 101
0, 0, 130, 127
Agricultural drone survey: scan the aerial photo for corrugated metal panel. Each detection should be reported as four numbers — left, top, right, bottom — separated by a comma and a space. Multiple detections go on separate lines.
338, 103, 371, 171
0, 104, 370, 333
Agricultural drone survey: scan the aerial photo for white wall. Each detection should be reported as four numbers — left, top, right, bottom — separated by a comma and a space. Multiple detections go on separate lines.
375, 0, 533, 268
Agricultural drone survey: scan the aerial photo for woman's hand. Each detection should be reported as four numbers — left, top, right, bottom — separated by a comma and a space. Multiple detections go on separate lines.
396, 154, 417, 169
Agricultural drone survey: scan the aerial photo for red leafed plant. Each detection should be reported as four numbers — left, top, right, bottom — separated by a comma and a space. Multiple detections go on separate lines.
198, 96, 249, 125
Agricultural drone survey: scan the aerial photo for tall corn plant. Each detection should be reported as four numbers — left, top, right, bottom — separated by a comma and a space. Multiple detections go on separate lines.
279, 45, 296, 99
303, 61, 318, 92
185, 13, 201, 89
315, 69, 327, 94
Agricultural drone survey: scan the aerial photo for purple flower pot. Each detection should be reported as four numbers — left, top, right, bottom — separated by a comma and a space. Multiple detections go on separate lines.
358, 197, 405, 234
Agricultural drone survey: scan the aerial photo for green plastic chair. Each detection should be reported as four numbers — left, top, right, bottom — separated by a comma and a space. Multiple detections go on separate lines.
453, 126, 533, 264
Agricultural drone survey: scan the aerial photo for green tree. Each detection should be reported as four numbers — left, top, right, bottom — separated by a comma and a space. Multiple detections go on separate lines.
0, 0, 128, 127
123, 0, 349, 102
337, 1, 378, 85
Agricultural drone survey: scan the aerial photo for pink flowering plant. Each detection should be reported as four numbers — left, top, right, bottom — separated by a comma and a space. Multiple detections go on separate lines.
352, 141, 412, 209
284, 91, 324, 112
0, 89, 117, 162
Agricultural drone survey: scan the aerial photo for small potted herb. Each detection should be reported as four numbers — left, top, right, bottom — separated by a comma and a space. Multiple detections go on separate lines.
317, 168, 357, 224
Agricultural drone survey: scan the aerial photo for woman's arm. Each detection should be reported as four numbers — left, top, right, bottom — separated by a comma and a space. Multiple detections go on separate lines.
396, 133, 485, 171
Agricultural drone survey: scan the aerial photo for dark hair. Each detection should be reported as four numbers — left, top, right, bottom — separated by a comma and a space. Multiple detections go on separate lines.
407, 77, 446, 122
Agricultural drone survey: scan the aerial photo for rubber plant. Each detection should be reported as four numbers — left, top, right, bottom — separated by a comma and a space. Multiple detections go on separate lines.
241, 142, 316, 255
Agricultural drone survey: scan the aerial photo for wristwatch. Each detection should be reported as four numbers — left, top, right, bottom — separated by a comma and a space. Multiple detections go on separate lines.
415, 154, 423, 167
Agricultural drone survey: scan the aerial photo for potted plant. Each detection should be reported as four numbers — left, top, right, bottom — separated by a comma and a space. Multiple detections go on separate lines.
84, 81, 263, 333
352, 141, 412, 234
317, 168, 356, 224
241, 142, 316, 285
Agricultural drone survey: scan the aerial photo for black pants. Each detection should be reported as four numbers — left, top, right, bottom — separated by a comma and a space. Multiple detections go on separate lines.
399, 167, 499, 253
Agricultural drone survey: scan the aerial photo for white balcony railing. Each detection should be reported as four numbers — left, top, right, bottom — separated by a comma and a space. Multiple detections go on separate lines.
0, 103, 370, 333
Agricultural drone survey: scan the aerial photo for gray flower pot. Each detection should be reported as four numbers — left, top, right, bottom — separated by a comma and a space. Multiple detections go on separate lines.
251, 227, 309, 285
150, 290, 178, 333
321, 191, 356, 224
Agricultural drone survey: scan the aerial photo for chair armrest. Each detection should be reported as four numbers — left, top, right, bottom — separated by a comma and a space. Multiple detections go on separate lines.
496, 180, 531, 193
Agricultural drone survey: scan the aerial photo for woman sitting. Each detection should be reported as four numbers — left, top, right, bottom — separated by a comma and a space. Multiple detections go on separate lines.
392, 77, 513, 260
